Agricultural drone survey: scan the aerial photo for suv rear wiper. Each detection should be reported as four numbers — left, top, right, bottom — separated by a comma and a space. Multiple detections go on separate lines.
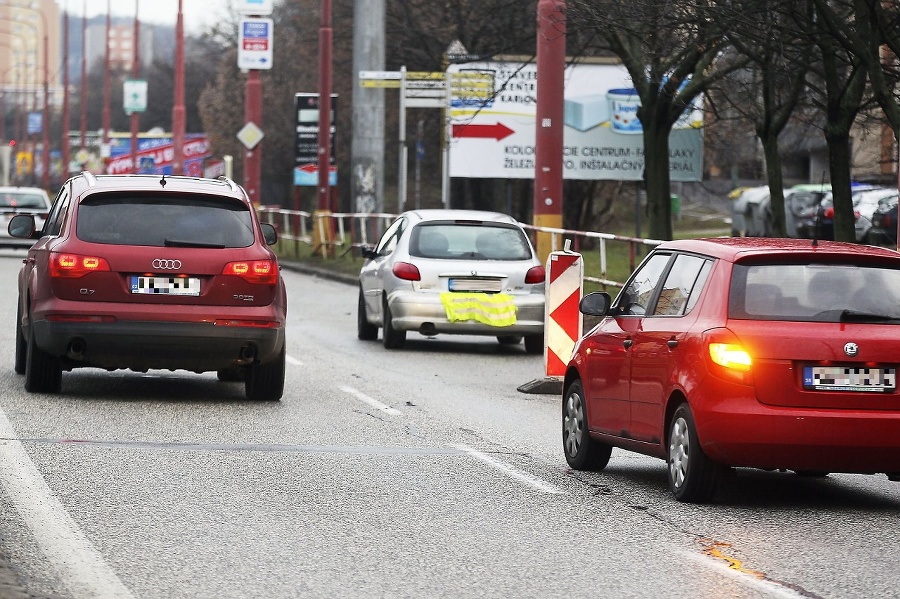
164, 238, 226, 249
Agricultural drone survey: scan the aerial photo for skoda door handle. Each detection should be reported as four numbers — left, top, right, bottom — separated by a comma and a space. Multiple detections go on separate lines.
623, 339, 633, 349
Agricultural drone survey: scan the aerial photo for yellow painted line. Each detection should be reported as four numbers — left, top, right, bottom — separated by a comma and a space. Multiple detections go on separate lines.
700, 539, 765, 579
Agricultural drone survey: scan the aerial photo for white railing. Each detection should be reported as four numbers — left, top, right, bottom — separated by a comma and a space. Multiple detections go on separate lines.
256, 206, 664, 289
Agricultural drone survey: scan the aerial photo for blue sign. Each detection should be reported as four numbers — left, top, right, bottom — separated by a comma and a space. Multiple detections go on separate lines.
27, 112, 42, 135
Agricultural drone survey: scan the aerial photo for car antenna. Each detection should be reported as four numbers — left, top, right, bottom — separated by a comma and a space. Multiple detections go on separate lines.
159, 174, 167, 188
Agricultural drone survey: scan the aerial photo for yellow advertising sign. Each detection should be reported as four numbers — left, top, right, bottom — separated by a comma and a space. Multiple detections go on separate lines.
16, 151, 33, 175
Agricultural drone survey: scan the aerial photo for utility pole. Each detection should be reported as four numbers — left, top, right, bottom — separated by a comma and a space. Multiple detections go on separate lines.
171, 0, 185, 175
130, 0, 139, 173
350, 0, 385, 215
62, 4, 70, 178
316, 0, 333, 211
102, 0, 110, 168
533, 0, 566, 264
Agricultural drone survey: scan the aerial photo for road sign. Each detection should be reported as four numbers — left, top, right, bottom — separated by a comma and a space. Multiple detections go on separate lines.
294, 93, 337, 186
237, 0, 274, 15
27, 112, 42, 135
237, 121, 264, 150
238, 18, 274, 70
123, 79, 148, 114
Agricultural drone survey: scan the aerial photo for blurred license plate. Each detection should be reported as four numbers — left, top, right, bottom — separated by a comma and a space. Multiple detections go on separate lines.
803, 366, 896, 392
448, 278, 502, 292
130, 276, 200, 296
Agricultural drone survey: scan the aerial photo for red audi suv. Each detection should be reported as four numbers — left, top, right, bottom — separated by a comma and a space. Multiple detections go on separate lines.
9, 172, 287, 400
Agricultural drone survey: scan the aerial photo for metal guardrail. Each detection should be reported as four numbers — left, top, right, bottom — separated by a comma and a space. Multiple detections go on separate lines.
256, 206, 664, 289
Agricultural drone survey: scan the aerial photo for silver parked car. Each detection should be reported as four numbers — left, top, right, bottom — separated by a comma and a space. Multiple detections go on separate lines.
358, 209, 546, 352
0, 186, 52, 249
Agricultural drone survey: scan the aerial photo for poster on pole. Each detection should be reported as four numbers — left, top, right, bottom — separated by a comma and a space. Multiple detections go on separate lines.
293, 93, 337, 186
238, 18, 274, 70
447, 60, 704, 182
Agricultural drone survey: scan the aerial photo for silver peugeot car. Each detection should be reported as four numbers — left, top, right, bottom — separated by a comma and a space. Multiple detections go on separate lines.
358, 209, 546, 352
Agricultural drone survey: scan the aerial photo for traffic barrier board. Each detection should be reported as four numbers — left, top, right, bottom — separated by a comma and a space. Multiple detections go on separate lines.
544, 251, 583, 377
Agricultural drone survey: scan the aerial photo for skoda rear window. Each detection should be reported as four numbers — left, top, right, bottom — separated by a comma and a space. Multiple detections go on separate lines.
410, 222, 532, 260
76, 194, 255, 248
729, 262, 900, 322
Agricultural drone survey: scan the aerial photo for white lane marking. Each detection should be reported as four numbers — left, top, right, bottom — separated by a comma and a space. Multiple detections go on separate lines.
451, 443, 563, 495
680, 549, 809, 598
339, 385, 402, 416
0, 406, 136, 599
285, 354, 303, 366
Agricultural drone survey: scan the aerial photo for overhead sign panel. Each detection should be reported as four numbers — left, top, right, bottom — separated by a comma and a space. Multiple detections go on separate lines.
238, 18, 274, 70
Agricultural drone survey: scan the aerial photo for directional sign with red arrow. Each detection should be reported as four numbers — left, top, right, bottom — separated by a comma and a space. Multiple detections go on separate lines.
451, 122, 515, 141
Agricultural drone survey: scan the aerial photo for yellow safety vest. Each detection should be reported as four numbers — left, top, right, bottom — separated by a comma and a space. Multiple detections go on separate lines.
440, 292, 517, 327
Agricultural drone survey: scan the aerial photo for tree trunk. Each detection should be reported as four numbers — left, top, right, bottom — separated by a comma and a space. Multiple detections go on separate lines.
760, 133, 787, 237
826, 130, 856, 243
642, 120, 673, 241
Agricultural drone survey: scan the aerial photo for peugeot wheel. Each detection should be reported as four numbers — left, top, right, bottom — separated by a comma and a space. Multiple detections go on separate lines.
668, 403, 721, 503
562, 379, 612, 471
524, 334, 543, 355
358, 287, 378, 341
382, 297, 406, 349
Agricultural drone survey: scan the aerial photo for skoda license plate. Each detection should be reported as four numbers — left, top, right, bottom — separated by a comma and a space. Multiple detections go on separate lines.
130, 276, 200, 296
803, 365, 896, 393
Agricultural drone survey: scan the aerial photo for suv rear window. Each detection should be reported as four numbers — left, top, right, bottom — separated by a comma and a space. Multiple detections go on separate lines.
729, 263, 900, 322
409, 222, 532, 260
76, 194, 255, 248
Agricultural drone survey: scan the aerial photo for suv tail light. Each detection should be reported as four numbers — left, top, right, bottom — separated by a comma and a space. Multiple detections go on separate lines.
50, 253, 111, 278
525, 265, 546, 284
222, 260, 278, 285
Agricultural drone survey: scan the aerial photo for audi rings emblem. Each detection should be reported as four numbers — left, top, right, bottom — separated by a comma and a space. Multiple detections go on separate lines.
844, 342, 859, 357
152, 259, 182, 270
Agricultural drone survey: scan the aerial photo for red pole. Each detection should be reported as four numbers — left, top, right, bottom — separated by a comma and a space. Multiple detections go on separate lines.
62, 7, 70, 180
130, 0, 140, 173
102, 0, 111, 171
244, 69, 261, 204
316, 0, 333, 211
41, 24, 49, 189
79, 0, 86, 150
171, 0, 185, 175
533, 0, 566, 264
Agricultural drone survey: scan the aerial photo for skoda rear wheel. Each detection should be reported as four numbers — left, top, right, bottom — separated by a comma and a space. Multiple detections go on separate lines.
668, 403, 721, 503
24, 312, 61, 393
562, 379, 612, 471
245, 342, 285, 401
382, 297, 406, 349
357, 287, 378, 341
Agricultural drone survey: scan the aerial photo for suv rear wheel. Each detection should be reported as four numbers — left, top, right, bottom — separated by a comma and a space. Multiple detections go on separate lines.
245, 342, 285, 401
24, 310, 62, 393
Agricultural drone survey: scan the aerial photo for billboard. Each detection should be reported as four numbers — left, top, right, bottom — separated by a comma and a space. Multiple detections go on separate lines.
106, 134, 211, 176
447, 61, 704, 182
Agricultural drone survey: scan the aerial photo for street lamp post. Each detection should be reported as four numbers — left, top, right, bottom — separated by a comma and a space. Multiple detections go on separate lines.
62, 3, 70, 178
130, 0, 139, 173
102, 0, 110, 161
79, 0, 86, 150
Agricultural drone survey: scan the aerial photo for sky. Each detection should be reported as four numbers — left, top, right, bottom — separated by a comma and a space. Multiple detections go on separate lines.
59, 0, 235, 34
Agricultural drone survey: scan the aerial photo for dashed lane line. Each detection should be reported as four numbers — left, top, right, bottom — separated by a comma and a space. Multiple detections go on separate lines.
339, 384, 403, 416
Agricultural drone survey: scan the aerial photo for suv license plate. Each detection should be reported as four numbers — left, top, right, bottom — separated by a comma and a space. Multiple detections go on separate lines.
803, 366, 896, 392
130, 276, 200, 296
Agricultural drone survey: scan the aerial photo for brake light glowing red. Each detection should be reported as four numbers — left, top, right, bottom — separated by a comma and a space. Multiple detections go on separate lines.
525, 265, 546, 284
392, 261, 421, 281
222, 260, 278, 284
50, 253, 111, 278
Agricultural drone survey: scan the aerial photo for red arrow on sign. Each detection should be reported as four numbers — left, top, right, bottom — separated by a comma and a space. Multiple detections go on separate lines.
451, 122, 514, 141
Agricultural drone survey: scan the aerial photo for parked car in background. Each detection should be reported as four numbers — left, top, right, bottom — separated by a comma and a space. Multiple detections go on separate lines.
562, 237, 900, 503
10, 172, 287, 400
864, 194, 900, 247
358, 209, 546, 352
732, 184, 830, 238
0, 186, 52, 249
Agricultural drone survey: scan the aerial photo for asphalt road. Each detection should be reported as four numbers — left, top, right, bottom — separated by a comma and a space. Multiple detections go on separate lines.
0, 251, 899, 598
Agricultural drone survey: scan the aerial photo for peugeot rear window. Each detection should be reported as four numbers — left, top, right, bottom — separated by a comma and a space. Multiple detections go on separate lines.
729, 263, 900, 322
409, 222, 533, 260
0, 192, 48, 209
76, 194, 255, 248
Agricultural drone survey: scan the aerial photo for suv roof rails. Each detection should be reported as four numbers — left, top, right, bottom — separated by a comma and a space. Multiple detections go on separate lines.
217, 176, 240, 193
82, 171, 98, 187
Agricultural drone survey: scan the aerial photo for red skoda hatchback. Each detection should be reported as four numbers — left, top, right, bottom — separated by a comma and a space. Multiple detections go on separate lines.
9, 173, 287, 401
562, 237, 900, 502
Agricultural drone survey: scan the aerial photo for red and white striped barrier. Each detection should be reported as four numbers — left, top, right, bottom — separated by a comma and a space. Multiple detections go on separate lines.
544, 249, 583, 377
